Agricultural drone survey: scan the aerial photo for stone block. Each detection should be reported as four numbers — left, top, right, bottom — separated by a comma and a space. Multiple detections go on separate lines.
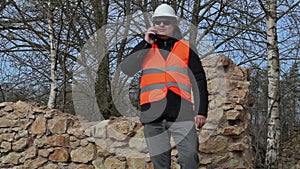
0, 141, 11, 152
92, 157, 105, 169
24, 147, 37, 160
219, 126, 245, 136
104, 157, 126, 169
38, 149, 50, 158
48, 117, 68, 134
12, 138, 28, 151
23, 157, 47, 168
30, 115, 46, 135
13, 101, 30, 113
43, 163, 59, 169
0, 118, 14, 127
71, 143, 96, 163
127, 154, 147, 169
225, 110, 241, 120
1, 152, 21, 165
199, 136, 228, 153
85, 120, 109, 138
49, 147, 69, 162
0, 133, 14, 141
48, 134, 70, 147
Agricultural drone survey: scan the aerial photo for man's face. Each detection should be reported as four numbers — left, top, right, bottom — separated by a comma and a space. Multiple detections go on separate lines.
153, 17, 177, 40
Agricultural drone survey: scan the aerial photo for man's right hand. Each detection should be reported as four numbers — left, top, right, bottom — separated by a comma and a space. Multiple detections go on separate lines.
145, 27, 156, 44
195, 115, 206, 129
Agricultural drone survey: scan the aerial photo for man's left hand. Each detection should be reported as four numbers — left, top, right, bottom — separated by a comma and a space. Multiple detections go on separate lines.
194, 115, 206, 129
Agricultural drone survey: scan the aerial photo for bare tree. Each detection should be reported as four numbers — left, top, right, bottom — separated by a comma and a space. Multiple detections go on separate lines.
259, 0, 281, 168
280, 62, 300, 136
47, 0, 58, 109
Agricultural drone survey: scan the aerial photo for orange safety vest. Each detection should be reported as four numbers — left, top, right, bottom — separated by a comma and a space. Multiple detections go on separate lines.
140, 40, 192, 105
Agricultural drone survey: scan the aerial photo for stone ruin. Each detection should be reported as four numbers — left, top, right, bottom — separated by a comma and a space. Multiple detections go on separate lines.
0, 55, 254, 168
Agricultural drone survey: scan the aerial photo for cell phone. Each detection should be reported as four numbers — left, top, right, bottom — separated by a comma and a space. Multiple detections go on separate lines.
149, 33, 157, 40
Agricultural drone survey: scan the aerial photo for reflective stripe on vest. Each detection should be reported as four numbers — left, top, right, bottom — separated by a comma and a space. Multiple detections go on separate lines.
140, 39, 192, 105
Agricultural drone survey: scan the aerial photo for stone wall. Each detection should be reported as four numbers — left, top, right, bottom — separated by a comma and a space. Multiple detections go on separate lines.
199, 55, 253, 168
0, 55, 253, 168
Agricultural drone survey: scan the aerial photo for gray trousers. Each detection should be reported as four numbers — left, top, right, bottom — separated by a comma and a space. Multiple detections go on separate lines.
144, 120, 199, 169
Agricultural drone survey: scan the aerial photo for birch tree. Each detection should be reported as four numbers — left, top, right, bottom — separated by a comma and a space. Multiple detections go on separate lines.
47, 0, 58, 109
260, 0, 281, 168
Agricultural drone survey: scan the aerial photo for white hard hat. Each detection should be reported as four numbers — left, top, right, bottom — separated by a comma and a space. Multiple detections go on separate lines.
152, 4, 177, 18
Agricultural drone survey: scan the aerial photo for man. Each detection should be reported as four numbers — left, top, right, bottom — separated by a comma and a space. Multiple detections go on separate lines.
121, 3, 208, 169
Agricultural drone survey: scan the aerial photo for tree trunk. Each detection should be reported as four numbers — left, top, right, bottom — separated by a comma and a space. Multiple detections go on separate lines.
190, 0, 200, 45
47, 0, 58, 109
95, 53, 119, 119
91, 0, 121, 119
265, 0, 280, 168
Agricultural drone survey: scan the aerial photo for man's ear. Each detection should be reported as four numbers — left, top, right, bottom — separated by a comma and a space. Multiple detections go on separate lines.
173, 25, 182, 40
